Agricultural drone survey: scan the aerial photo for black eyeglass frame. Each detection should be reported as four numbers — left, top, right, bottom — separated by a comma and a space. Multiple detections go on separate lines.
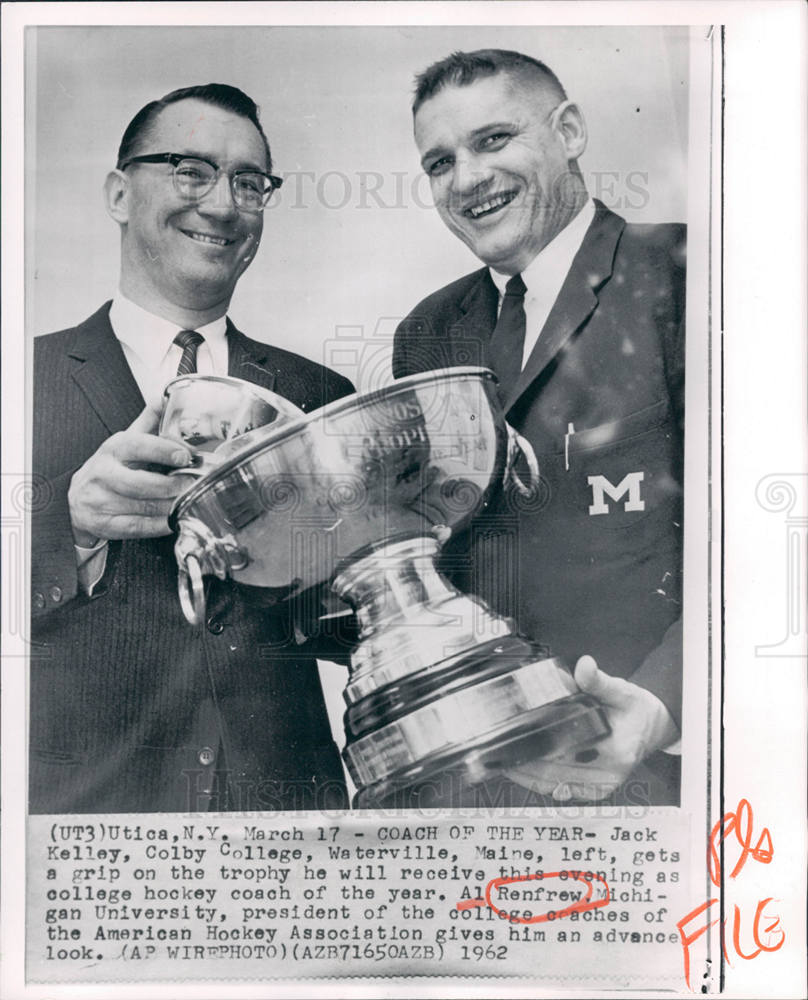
118, 152, 283, 210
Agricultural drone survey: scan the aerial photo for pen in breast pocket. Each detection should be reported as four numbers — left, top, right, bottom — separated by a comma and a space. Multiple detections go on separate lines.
564, 422, 575, 471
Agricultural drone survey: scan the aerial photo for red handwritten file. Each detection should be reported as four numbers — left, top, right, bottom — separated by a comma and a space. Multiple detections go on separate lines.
677, 798, 785, 989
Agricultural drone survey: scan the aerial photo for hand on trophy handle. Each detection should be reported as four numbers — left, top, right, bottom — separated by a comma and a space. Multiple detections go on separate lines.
504, 656, 679, 801
68, 404, 192, 546
504, 423, 540, 496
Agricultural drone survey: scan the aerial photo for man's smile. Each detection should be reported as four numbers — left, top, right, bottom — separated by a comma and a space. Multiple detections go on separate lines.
179, 228, 235, 247
463, 189, 518, 220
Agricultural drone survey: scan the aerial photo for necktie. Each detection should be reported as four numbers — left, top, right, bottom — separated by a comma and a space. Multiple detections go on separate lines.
174, 329, 204, 376
488, 274, 527, 407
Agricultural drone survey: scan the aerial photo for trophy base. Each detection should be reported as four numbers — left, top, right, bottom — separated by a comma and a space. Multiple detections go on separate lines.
343, 632, 610, 808
352, 690, 608, 809
335, 537, 609, 808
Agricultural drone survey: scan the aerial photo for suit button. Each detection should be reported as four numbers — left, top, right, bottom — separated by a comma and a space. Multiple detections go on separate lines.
33, 592, 45, 610
198, 747, 215, 766
50, 586, 63, 603
206, 617, 225, 635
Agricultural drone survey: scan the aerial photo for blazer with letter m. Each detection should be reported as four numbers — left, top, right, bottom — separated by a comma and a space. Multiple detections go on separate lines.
393, 202, 686, 734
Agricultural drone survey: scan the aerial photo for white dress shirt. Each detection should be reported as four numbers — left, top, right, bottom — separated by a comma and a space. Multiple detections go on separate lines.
76, 294, 230, 592
109, 294, 229, 408
489, 198, 596, 368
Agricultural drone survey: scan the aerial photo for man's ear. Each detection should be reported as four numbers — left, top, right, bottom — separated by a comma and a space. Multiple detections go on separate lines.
551, 100, 588, 162
104, 169, 130, 224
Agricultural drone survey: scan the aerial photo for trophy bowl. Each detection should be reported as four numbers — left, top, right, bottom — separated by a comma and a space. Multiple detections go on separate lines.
159, 374, 303, 475
169, 367, 609, 807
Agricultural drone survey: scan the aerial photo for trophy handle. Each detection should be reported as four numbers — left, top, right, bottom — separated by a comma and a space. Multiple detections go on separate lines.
174, 517, 250, 625
505, 424, 540, 496
178, 554, 206, 625
167, 452, 220, 478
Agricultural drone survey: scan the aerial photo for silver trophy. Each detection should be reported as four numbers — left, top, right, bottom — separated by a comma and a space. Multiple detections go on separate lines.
167, 368, 609, 806
160, 374, 303, 476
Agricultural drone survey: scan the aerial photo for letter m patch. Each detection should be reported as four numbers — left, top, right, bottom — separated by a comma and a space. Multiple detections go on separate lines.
587, 472, 646, 516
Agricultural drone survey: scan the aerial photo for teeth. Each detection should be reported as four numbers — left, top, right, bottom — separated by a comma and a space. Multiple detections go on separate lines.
186, 231, 230, 246
467, 192, 513, 219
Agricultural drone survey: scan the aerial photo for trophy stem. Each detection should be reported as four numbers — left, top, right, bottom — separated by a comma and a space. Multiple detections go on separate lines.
332, 535, 610, 807
332, 534, 512, 704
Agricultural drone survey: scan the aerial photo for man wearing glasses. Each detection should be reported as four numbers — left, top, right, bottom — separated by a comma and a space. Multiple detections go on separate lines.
393, 51, 685, 805
30, 84, 353, 813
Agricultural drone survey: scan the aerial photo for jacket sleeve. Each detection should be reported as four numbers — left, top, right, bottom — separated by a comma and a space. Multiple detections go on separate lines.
30, 466, 83, 616
630, 617, 683, 731
30, 329, 114, 620
30, 328, 94, 618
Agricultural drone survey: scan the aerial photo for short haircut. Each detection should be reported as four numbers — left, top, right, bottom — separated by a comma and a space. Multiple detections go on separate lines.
116, 83, 273, 170
412, 49, 567, 114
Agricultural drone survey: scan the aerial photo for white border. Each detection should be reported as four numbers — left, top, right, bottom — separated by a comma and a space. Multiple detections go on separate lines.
2, 3, 806, 999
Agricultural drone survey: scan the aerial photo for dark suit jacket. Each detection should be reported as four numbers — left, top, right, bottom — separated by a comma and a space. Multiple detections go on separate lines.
30, 302, 355, 813
393, 202, 685, 731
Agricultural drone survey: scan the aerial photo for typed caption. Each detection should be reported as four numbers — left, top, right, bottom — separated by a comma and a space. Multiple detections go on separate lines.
29, 811, 689, 987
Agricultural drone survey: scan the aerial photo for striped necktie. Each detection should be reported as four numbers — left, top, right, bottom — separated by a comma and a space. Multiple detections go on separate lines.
488, 273, 527, 408
174, 329, 204, 376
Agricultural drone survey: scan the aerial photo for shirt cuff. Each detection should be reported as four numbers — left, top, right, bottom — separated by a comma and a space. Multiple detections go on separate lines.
645, 690, 680, 754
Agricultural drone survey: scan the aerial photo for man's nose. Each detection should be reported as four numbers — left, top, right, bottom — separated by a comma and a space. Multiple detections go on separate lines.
197, 172, 240, 219
450, 151, 493, 198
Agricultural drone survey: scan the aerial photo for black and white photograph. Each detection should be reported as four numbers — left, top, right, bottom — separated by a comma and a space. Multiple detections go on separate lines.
1, 3, 805, 998
27, 22, 692, 816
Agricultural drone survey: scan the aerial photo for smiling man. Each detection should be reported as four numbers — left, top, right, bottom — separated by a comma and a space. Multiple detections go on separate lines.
393, 51, 686, 805
414, 58, 586, 276
30, 84, 354, 813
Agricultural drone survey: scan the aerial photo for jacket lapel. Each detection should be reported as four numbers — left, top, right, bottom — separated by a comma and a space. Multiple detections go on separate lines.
504, 203, 626, 412
68, 309, 278, 432
226, 321, 277, 392
68, 303, 145, 433
449, 269, 499, 370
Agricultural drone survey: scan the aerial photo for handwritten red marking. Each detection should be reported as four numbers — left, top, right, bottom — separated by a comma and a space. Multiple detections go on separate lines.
677, 800, 785, 990
708, 797, 773, 888
677, 899, 721, 989
456, 898, 486, 912
456, 871, 610, 925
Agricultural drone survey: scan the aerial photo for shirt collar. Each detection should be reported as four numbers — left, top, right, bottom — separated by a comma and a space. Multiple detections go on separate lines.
489, 197, 596, 296
109, 293, 228, 367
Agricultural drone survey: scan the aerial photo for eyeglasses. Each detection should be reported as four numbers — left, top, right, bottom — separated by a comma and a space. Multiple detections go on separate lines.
118, 152, 283, 211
